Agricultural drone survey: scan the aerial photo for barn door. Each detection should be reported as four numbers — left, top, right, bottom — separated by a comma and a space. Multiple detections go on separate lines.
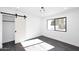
15, 16, 26, 43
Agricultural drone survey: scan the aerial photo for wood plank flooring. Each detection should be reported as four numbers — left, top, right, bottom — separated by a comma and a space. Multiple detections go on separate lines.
0, 36, 79, 51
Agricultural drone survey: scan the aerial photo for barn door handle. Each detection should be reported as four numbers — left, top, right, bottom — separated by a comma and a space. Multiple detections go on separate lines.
15, 30, 16, 32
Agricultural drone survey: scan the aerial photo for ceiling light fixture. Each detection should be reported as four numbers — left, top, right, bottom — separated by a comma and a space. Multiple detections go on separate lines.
40, 7, 45, 12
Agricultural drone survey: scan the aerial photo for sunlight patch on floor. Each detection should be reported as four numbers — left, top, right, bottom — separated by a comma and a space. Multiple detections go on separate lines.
21, 39, 55, 51
21, 39, 43, 47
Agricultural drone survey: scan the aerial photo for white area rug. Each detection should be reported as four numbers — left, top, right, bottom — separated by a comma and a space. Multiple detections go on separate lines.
21, 39, 55, 51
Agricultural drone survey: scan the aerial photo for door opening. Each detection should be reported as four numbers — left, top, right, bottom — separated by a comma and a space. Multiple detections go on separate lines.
2, 14, 15, 50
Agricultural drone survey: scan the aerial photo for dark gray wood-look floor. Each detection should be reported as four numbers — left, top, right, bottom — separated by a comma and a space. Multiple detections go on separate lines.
0, 36, 79, 51
0, 41, 25, 51
38, 36, 79, 51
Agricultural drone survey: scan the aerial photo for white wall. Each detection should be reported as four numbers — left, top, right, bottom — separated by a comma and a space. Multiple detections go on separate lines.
25, 16, 41, 40
41, 8, 79, 47
2, 15, 15, 43
0, 14, 2, 48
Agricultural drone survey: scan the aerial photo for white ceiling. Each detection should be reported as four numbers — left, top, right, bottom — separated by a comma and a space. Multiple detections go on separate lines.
0, 7, 75, 17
